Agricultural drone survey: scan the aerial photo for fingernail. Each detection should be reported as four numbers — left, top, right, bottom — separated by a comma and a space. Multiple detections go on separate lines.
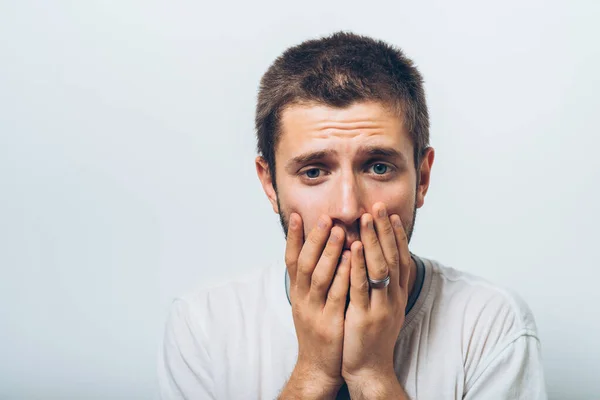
318, 218, 327, 230
290, 214, 297, 229
329, 232, 339, 243
367, 218, 374, 230
393, 215, 402, 228
378, 207, 387, 218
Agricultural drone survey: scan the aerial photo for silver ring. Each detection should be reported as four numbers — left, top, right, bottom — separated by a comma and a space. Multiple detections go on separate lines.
368, 274, 390, 289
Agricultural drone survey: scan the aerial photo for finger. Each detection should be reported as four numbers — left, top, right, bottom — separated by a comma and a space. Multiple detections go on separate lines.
296, 215, 332, 296
350, 241, 369, 310
390, 214, 411, 295
372, 203, 400, 294
309, 226, 345, 306
284, 213, 304, 289
360, 213, 389, 305
323, 249, 351, 317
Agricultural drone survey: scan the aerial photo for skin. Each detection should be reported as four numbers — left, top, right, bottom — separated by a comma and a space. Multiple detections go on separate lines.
256, 101, 435, 399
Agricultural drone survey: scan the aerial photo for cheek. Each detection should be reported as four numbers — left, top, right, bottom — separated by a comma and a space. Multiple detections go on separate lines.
365, 181, 415, 215
278, 189, 324, 233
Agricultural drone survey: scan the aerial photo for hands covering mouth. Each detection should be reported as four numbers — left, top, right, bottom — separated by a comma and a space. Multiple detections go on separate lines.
282, 201, 411, 398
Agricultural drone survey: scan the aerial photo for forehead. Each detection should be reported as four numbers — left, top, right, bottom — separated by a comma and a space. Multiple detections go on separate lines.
276, 101, 412, 160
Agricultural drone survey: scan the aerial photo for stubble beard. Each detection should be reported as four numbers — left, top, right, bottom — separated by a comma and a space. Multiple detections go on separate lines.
276, 192, 418, 246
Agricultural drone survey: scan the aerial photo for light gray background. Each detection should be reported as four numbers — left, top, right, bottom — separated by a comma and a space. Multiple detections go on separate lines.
1, 1, 598, 399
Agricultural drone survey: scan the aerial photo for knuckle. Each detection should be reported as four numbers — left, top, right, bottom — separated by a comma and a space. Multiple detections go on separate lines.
308, 231, 323, 247
359, 279, 370, 292
292, 305, 305, 321
382, 222, 394, 236
321, 244, 338, 261
298, 260, 313, 276
316, 326, 334, 341
400, 253, 411, 267
285, 254, 297, 268
369, 234, 379, 247
377, 264, 389, 276
374, 311, 388, 325
336, 262, 349, 277
292, 301, 315, 322
311, 274, 329, 291
396, 230, 408, 243
369, 268, 387, 281
327, 290, 342, 303
354, 277, 369, 292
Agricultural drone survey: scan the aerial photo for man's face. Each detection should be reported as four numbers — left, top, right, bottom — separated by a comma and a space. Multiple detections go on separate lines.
258, 101, 433, 250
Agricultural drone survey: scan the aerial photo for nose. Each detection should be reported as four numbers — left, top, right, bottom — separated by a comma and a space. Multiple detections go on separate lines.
328, 172, 366, 249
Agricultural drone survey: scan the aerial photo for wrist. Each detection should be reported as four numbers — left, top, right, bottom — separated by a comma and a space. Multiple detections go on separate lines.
344, 368, 402, 399
281, 365, 342, 400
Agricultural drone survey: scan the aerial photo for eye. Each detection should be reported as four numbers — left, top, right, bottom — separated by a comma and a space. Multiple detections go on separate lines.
370, 163, 389, 175
304, 168, 321, 179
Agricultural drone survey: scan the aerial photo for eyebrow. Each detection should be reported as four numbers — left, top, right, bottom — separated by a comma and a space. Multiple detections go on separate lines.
285, 145, 407, 172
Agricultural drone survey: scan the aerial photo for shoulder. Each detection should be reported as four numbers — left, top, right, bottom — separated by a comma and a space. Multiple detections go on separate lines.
159, 266, 275, 398
427, 258, 539, 337
161, 265, 279, 373
171, 264, 277, 331
423, 258, 542, 385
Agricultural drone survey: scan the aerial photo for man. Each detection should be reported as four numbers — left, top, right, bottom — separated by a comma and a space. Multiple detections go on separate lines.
158, 32, 547, 399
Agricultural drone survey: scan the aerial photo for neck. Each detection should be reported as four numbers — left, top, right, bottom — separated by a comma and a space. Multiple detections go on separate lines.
407, 255, 417, 298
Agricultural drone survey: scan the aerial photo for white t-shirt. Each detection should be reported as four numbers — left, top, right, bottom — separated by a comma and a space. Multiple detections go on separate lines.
158, 256, 547, 399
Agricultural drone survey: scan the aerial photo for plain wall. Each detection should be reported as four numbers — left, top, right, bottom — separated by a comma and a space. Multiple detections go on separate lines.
1, 0, 598, 399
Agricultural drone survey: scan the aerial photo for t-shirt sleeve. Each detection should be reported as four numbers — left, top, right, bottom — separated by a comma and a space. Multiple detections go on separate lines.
463, 333, 547, 400
158, 298, 215, 400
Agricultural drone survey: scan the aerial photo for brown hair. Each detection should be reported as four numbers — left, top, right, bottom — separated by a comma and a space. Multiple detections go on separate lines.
255, 31, 430, 189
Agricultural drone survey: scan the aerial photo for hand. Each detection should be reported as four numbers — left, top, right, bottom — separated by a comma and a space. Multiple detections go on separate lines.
281, 213, 351, 398
341, 202, 411, 389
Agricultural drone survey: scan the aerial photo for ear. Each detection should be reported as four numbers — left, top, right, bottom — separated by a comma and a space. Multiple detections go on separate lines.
255, 156, 280, 214
416, 147, 435, 209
